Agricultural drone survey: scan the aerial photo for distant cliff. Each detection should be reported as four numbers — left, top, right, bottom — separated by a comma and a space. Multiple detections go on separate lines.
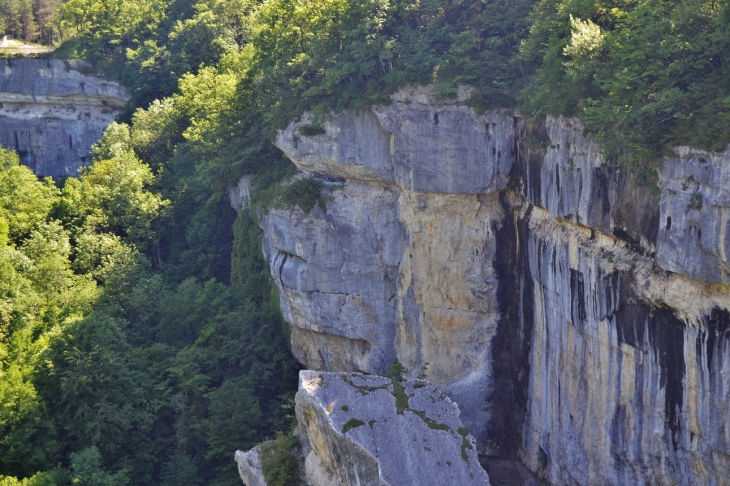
0, 58, 128, 178
252, 86, 730, 485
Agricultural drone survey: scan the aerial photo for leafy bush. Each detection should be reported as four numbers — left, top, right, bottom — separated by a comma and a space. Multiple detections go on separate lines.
297, 124, 326, 137
383, 361, 408, 382
260, 432, 301, 486
521, 0, 730, 184
341, 418, 365, 434
260, 176, 332, 215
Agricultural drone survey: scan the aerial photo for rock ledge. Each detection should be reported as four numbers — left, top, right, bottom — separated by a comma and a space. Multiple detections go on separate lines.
295, 370, 490, 486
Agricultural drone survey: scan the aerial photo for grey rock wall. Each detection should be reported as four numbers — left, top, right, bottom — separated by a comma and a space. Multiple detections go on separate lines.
256, 86, 730, 486
657, 146, 730, 285
235, 447, 267, 486
522, 116, 660, 250
295, 370, 490, 486
0, 58, 128, 178
260, 182, 405, 374
277, 85, 515, 194
525, 116, 611, 231
518, 206, 730, 485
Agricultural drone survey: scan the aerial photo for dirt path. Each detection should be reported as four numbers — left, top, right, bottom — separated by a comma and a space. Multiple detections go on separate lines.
0, 36, 52, 55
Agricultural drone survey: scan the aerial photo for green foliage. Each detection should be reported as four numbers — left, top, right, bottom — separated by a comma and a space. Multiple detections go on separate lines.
391, 381, 409, 415
260, 432, 301, 486
341, 418, 365, 434
383, 361, 407, 382
69, 447, 127, 486
521, 0, 730, 183
10, 0, 730, 484
247, 0, 535, 127
59, 0, 166, 72
0, 148, 58, 244
0, 112, 299, 484
296, 123, 326, 137
460, 438, 473, 462
417, 362, 429, 380
0, 0, 63, 45
0, 468, 70, 486
687, 193, 703, 211
411, 410, 450, 431
262, 176, 331, 215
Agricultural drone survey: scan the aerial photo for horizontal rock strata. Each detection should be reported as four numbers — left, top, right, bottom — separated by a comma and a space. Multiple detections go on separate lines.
0, 58, 128, 177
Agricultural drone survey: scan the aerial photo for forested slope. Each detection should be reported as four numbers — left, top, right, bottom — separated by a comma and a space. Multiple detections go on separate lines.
2, 0, 730, 484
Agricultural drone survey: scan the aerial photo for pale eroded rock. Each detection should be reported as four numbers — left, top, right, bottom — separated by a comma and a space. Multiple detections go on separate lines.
228, 176, 253, 212
235, 447, 267, 486
276, 86, 515, 194
295, 370, 490, 486
258, 86, 730, 485
260, 182, 406, 374
394, 190, 504, 444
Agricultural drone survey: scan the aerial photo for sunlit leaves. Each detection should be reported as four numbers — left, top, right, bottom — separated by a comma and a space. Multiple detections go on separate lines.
522, 0, 730, 167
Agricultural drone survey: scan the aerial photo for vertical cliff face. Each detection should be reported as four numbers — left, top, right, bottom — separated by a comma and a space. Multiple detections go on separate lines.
264, 87, 517, 446
657, 146, 730, 285
261, 182, 405, 373
258, 86, 730, 485
0, 58, 128, 177
516, 206, 730, 484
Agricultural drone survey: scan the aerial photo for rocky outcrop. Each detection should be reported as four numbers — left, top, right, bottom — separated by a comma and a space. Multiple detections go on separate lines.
276, 86, 515, 194
235, 447, 266, 486
295, 370, 490, 486
228, 176, 253, 212
260, 182, 405, 374
258, 86, 730, 485
0, 58, 128, 177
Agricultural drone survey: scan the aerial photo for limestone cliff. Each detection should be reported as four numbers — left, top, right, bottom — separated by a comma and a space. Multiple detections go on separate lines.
259, 86, 730, 485
294, 371, 489, 486
0, 58, 128, 177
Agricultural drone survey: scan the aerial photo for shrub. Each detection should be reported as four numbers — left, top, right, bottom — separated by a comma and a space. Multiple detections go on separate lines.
341, 418, 365, 434
260, 432, 301, 486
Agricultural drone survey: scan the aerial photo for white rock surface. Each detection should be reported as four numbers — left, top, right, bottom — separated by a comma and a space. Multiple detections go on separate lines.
235, 447, 267, 486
